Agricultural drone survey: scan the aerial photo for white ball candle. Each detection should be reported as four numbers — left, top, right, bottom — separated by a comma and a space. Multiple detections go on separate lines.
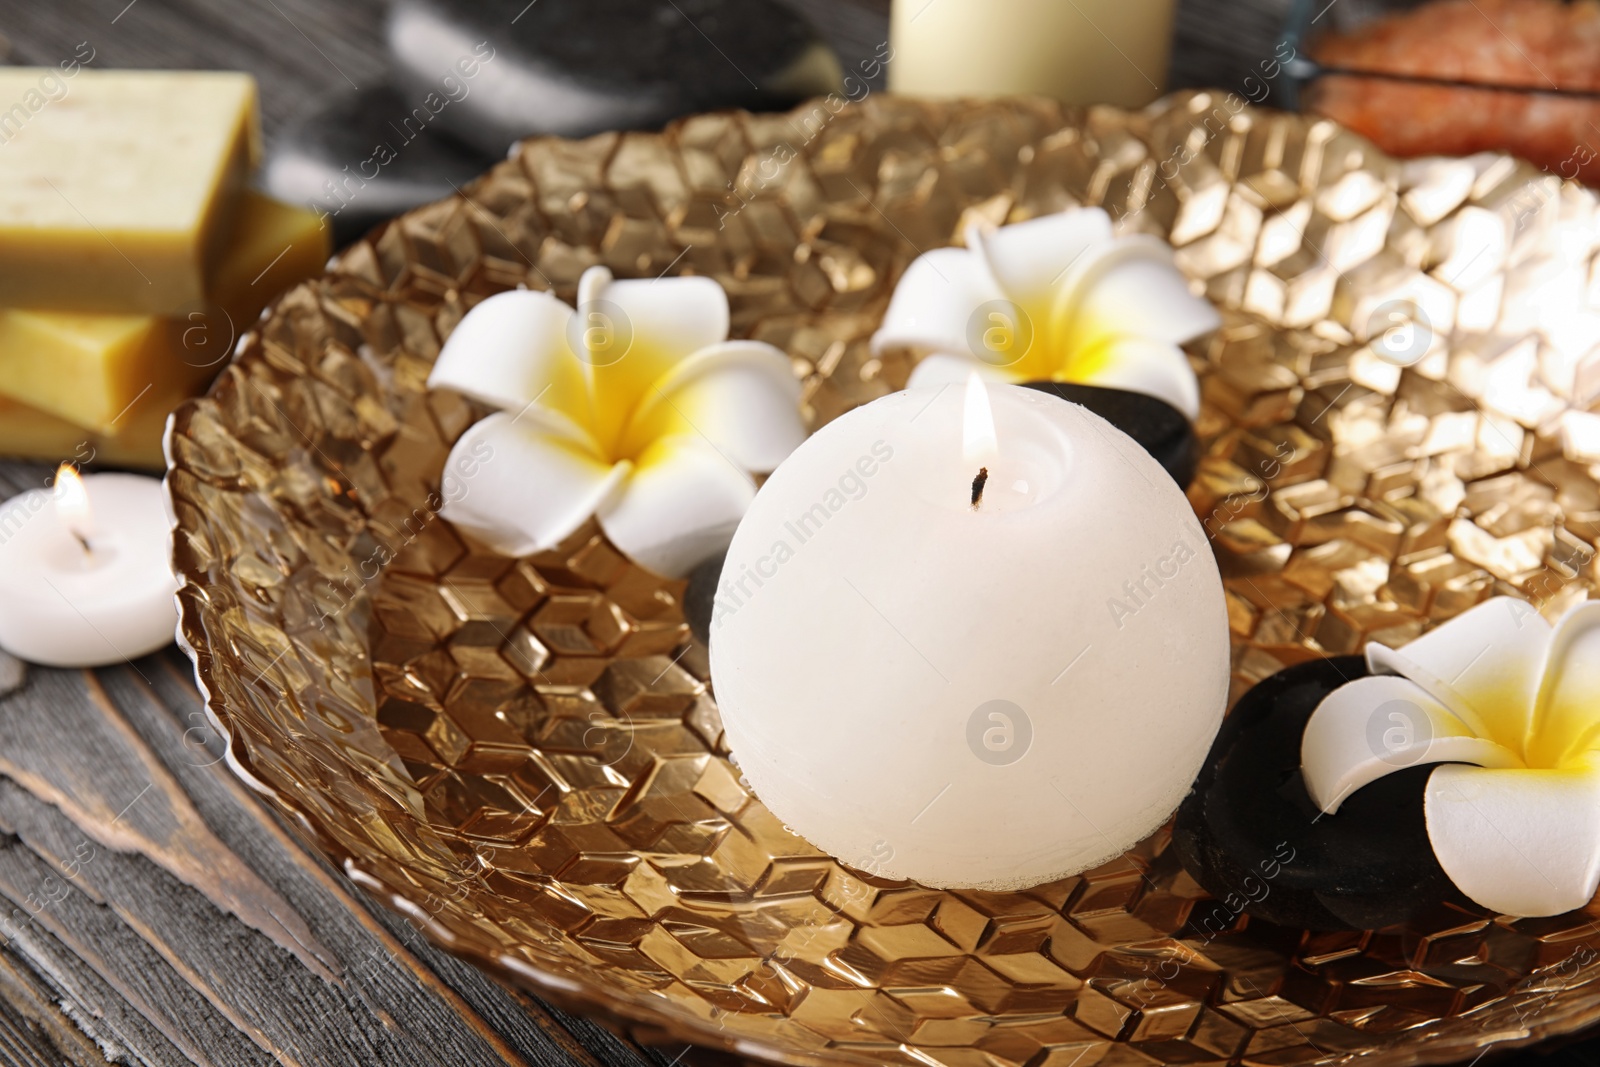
0, 468, 178, 668
710, 379, 1229, 890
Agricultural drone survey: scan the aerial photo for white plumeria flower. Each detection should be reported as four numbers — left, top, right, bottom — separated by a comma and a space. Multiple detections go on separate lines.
1302, 596, 1600, 917
427, 266, 805, 577
870, 207, 1221, 419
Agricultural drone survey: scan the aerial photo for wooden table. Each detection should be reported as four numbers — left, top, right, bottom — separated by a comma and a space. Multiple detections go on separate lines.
0, 1, 1579, 1065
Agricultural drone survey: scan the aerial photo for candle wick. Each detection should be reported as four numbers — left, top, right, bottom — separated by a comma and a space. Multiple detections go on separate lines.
71, 531, 92, 555
970, 466, 989, 510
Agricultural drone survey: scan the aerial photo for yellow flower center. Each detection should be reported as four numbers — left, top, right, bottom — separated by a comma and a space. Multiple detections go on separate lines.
1470, 678, 1596, 771
975, 295, 1121, 387
541, 337, 685, 466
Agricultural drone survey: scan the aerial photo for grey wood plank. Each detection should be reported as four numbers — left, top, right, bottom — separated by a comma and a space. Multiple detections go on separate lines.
79, 656, 576, 1065
0, 774, 430, 1067
0, 0, 390, 140
132, 650, 659, 1067
0, 1000, 77, 1067
0, 663, 336, 979
0, 612, 686, 1067
0, 463, 53, 499
0, 944, 110, 1067
0, 825, 260, 1067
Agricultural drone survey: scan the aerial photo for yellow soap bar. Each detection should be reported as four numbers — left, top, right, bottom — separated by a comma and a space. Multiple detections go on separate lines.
0, 312, 184, 435
208, 190, 332, 328
0, 387, 176, 470
0, 68, 259, 314
0, 192, 329, 434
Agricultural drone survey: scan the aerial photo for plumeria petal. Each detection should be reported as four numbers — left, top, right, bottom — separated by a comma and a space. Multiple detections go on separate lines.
1528, 599, 1600, 767
598, 434, 756, 578
438, 413, 624, 557
906, 353, 1018, 390
578, 266, 732, 453
966, 209, 1113, 317
1368, 596, 1552, 753
1056, 236, 1221, 353
1302, 674, 1521, 813
870, 248, 1007, 360
578, 267, 731, 364
428, 289, 591, 430
623, 341, 805, 473
1069, 337, 1201, 420
1425, 759, 1600, 916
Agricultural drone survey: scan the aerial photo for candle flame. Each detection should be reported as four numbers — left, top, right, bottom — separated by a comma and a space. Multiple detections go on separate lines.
962, 372, 998, 467
53, 464, 93, 550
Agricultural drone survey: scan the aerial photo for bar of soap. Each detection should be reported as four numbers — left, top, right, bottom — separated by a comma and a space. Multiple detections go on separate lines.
206, 189, 331, 324
0, 69, 259, 315
0, 192, 328, 434
0, 388, 176, 470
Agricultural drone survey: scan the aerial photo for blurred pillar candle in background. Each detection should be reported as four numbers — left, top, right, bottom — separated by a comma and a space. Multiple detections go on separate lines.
889, 0, 1175, 108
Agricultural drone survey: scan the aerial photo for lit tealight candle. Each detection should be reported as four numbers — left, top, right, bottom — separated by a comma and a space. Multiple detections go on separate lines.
0, 466, 177, 668
710, 377, 1229, 890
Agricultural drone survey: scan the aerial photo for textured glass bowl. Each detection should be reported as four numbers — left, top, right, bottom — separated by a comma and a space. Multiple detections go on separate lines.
171, 92, 1600, 1066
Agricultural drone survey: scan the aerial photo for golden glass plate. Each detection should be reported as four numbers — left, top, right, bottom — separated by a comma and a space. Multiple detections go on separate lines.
170, 92, 1600, 1067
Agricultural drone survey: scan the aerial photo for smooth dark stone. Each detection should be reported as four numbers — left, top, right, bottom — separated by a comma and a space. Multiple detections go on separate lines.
1173, 658, 1357, 932
1020, 381, 1200, 489
386, 0, 846, 154
684, 550, 725, 648
1173, 656, 1476, 933
263, 85, 499, 248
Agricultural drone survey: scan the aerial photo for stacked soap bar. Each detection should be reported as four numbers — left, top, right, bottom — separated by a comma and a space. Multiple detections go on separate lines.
0, 70, 330, 468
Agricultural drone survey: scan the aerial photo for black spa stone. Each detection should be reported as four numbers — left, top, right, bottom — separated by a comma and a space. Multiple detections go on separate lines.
684, 550, 725, 648
1020, 381, 1199, 489
385, 0, 845, 155
1172, 656, 1476, 932
262, 85, 499, 248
